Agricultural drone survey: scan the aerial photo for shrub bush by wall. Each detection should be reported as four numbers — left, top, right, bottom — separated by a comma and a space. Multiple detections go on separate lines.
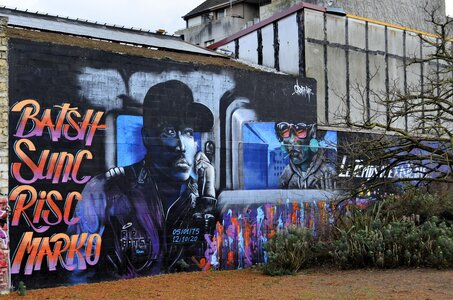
379, 187, 453, 224
263, 227, 315, 275
333, 217, 453, 269
263, 190, 453, 275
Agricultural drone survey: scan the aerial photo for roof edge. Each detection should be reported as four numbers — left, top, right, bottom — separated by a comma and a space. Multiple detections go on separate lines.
208, 2, 325, 49
0, 5, 182, 38
0, 6, 227, 57
209, 2, 452, 50
183, 0, 245, 20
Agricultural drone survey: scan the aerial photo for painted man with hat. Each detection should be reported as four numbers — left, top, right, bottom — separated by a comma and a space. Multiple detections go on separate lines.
68, 80, 216, 281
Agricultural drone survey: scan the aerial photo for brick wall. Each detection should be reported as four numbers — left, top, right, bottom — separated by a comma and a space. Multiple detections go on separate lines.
0, 17, 7, 197
0, 16, 9, 294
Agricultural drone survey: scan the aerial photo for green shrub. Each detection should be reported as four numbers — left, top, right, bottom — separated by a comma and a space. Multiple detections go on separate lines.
379, 187, 453, 223
263, 226, 315, 275
332, 216, 453, 269
263, 190, 453, 275
332, 190, 453, 269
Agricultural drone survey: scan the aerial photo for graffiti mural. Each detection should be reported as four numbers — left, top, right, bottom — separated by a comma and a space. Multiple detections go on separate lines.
215, 199, 335, 270
7, 37, 340, 288
67, 80, 218, 279
242, 122, 337, 189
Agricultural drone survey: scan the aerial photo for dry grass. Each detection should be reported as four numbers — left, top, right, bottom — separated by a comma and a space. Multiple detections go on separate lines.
2, 268, 453, 300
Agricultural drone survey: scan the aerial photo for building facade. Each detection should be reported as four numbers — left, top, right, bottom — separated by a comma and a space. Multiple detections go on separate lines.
209, 2, 451, 129
177, 0, 269, 46
260, 0, 447, 34
178, 0, 447, 47
0, 3, 449, 293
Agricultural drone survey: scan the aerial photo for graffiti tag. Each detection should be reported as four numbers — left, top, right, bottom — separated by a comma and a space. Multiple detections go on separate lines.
292, 79, 314, 100
9, 100, 106, 274
338, 155, 427, 179
11, 99, 106, 146
11, 231, 101, 275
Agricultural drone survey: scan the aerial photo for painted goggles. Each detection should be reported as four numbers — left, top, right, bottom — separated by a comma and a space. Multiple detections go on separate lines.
276, 122, 313, 139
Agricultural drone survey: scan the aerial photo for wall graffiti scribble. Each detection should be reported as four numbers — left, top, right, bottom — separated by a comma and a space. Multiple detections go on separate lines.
292, 79, 314, 100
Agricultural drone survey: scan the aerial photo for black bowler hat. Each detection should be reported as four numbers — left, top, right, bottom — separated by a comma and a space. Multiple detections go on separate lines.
143, 80, 214, 132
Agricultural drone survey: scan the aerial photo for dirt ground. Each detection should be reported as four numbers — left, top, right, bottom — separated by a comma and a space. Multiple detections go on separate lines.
2, 268, 453, 300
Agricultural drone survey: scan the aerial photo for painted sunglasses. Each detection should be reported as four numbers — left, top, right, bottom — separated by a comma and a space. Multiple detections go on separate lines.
276, 122, 314, 139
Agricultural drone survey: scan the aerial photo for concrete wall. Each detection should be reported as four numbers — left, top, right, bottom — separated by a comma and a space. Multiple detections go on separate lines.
179, 3, 260, 46
261, 0, 447, 34
215, 7, 451, 130
243, 3, 260, 20
187, 16, 202, 28
238, 31, 259, 64
178, 17, 249, 46
260, 0, 301, 19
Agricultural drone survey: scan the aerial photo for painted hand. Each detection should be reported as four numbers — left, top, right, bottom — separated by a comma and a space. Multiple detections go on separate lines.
195, 151, 215, 199
193, 151, 216, 234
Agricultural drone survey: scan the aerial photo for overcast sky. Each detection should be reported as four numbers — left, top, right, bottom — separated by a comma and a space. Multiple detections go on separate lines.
0, 0, 451, 35
0, 0, 205, 34
446, 0, 452, 17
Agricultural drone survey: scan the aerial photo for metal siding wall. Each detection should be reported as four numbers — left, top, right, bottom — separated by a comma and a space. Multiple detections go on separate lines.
277, 14, 299, 75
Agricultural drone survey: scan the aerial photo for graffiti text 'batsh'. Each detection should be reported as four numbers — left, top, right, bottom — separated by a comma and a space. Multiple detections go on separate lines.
11, 99, 106, 146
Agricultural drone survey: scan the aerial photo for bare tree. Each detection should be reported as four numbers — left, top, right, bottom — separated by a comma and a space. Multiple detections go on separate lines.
335, 8, 453, 196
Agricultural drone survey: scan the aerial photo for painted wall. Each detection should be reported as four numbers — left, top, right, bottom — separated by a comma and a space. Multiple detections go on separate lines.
7, 37, 331, 289
5, 32, 432, 289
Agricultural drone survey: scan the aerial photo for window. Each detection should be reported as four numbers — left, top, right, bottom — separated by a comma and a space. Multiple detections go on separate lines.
217, 9, 225, 19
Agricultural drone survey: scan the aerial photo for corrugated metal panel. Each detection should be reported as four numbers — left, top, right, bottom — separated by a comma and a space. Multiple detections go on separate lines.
0, 7, 224, 57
